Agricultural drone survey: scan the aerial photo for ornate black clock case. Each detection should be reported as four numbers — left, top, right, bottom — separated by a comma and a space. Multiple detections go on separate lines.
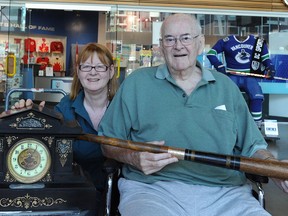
0, 105, 98, 214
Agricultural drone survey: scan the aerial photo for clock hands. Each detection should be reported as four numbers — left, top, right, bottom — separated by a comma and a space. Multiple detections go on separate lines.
20, 145, 39, 172
32, 145, 38, 156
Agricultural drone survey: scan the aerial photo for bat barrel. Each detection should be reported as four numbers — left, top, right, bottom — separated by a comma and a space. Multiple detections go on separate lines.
78, 134, 288, 179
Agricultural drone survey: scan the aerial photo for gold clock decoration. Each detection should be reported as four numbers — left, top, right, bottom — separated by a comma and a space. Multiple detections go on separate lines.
0, 193, 66, 209
7, 138, 51, 184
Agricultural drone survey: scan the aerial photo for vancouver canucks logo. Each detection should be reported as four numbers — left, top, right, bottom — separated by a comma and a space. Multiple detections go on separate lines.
235, 49, 250, 64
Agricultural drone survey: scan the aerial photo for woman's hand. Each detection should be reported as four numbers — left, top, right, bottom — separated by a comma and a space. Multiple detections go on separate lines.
0, 99, 46, 118
11, 99, 45, 110
11, 99, 34, 109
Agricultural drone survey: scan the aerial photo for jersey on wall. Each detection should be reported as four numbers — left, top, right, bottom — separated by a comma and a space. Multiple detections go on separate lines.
207, 35, 273, 74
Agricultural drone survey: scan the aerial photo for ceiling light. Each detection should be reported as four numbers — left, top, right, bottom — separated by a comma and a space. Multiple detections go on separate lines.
25, 2, 111, 11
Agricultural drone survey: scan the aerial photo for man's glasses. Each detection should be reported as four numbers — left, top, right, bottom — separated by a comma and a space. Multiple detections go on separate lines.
79, 64, 109, 72
160, 34, 199, 47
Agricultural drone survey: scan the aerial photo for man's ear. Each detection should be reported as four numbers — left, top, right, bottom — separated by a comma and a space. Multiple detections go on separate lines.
197, 35, 205, 55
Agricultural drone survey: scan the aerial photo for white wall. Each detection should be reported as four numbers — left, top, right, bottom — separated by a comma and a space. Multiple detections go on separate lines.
269, 95, 288, 118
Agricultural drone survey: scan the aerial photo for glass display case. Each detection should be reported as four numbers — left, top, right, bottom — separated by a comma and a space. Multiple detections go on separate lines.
0, 2, 26, 109
0, 1, 71, 110
106, 8, 288, 77
105, 6, 288, 120
1, 2, 288, 118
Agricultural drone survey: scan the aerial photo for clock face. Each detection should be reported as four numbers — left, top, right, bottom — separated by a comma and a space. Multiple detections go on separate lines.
7, 138, 51, 183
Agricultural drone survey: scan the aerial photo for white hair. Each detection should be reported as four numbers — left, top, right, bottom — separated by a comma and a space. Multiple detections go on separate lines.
160, 13, 202, 38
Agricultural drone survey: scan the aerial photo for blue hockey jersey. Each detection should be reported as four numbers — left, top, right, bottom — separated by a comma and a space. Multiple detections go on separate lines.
207, 35, 273, 74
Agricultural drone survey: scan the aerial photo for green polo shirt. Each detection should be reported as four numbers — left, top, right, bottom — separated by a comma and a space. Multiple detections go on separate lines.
99, 62, 267, 186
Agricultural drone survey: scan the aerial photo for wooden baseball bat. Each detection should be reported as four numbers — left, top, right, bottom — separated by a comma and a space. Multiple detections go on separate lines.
78, 134, 288, 179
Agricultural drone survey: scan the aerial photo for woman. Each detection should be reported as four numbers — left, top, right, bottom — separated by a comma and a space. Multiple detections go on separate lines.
55, 43, 118, 191
8, 43, 119, 205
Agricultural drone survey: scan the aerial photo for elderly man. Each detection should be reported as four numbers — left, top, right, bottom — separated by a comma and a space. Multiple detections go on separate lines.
97, 14, 287, 216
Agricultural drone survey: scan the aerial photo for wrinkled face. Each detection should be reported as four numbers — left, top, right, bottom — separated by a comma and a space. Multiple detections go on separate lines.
160, 15, 204, 73
77, 52, 114, 93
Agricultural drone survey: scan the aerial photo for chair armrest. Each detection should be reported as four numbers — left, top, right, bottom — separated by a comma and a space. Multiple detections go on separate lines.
246, 173, 268, 208
102, 159, 122, 175
100, 159, 122, 216
245, 173, 269, 184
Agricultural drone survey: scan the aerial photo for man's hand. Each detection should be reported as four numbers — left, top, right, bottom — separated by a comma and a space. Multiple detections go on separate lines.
272, 178, 288, 193
271, 159, 288, 193
252, 149, 288, 193
130, 141, 178, 175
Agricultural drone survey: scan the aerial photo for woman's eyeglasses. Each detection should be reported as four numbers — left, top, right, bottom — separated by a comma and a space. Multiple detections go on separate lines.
79, 64, 109, 72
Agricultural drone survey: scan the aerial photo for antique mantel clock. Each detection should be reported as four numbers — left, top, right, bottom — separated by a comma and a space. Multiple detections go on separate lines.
0, 105, 97, 214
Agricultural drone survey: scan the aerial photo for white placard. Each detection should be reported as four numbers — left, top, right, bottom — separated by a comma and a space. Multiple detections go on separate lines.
51, 79, 72, 92
264, 119, 279, 137
38, 70, 44, 76
45, 67, 53, 77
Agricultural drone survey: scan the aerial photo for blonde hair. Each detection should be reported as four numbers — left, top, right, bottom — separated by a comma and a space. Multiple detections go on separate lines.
70, 43, 118, 101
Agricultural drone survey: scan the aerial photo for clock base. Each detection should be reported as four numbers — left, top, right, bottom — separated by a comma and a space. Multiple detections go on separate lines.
9, 183, 45, 189
0, 181, 98, 213
0, 210, 87, 215
0, 165, 99, 214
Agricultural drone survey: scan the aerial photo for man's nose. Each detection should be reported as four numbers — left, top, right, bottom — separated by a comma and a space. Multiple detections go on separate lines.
174, 38, 183, 48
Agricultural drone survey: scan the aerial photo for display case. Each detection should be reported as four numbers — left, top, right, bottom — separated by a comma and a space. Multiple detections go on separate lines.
106, 9, 288, 73
105, 6, 288, 120
1, 2, 288, 117
0, 3, 24, 109
0, 3, 72, 110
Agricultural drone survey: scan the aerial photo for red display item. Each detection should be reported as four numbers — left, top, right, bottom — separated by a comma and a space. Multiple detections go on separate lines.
14, 38, 22, 49
38, 38, 49, 53
53, 63, 61, 72
36, 57, 50, 70
24, 38, 36, 52
51, 56, 64, 72
50, 41, 64, 53
22, 53, 35, 64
